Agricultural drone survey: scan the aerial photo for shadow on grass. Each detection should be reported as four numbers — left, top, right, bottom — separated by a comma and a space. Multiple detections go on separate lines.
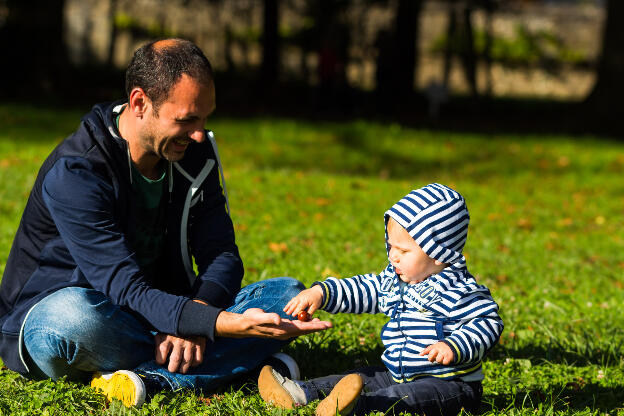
225, 119, 619, 181
479, 382, 623, 414
2, 98, 623, 185
213, 79, 624, 139
489, 342, 623, 368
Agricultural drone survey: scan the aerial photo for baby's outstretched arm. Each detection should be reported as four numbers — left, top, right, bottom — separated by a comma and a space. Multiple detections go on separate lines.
284, 285, 324, 317
419, 341, 454, 365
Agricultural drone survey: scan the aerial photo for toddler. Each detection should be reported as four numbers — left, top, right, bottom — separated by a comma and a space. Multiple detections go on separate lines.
259, 183, 503, 416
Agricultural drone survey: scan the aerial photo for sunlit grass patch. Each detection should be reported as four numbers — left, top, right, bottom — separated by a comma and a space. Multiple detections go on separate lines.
0, 103, 623, 415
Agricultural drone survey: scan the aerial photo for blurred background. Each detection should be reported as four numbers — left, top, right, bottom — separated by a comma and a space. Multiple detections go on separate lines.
0, 0, 621, 135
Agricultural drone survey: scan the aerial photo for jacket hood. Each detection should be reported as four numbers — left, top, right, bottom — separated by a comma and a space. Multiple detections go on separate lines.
83, 101, 129, 159
384, 183, 469, 266
82, 101, 144, 188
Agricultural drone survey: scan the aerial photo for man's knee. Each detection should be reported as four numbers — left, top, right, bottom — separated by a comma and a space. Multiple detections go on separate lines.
231, 277, 305, 314
25, 287, 111, 337
268, 277, 305, 298
23, 287, 153, 379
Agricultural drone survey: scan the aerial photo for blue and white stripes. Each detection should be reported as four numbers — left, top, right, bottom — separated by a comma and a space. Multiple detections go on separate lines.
385, 183, 469, 265
316, 183, 503, 382
318, 266, 503, 382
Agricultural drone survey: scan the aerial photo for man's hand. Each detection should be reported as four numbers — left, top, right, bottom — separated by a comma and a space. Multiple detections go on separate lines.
419, 341, 454, 365
215, 308, 332, 340
283, 285, 324, 317
154, 333, 206, 374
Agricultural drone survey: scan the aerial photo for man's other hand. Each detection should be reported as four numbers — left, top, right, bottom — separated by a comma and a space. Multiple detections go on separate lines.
154, 333, 206, 373
215, 308, 332, 340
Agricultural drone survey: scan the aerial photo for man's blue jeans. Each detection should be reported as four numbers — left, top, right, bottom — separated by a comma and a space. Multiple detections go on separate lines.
22, 277, 304, 392
304, 366, 482, 415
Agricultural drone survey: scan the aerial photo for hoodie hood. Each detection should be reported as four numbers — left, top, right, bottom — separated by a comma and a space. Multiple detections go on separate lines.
384, 183, 469, 266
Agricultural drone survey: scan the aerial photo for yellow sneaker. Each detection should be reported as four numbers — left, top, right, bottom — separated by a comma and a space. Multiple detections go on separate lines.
90, 370, 146, 407
315, 373, 363, 416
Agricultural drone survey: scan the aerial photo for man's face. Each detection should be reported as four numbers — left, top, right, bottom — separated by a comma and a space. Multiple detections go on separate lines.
387, 218, 446, 284
139, 74, 215, 162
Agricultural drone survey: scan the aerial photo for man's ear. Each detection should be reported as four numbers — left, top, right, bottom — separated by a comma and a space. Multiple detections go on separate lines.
128, 87, 150, 117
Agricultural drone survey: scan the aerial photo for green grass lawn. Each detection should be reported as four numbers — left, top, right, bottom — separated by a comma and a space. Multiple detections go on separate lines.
0, 102, 623, 415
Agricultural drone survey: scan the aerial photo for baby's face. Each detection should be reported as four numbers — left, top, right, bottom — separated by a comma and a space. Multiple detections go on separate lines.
387, 218, 446, 284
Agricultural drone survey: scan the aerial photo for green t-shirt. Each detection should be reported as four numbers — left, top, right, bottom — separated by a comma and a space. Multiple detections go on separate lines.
130, 164, 166, 277
116, 109, 166, 277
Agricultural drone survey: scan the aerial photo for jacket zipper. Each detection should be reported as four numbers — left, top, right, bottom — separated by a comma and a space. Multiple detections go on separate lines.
397, 282, 408, 381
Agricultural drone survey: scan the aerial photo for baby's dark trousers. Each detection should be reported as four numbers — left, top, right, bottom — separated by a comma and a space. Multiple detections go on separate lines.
305, 366, 482, 416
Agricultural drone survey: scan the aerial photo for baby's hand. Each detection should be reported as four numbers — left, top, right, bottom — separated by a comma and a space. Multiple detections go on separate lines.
283, 286, 324, 318
419, 341, 454, 365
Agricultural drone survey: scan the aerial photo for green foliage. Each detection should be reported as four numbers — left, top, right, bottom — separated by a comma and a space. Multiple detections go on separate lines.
1, 103, 623, 415
114, 13, 176, 39
431, 24, 587, 68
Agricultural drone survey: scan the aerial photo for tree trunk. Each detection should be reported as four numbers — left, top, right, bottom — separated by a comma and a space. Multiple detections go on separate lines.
375, 0, 423, 107
0, 0, 67, 97
586, 0, 624, 119
396, 0, 423, 95
106, 0, 119, 67
442, 4, 458, 89
261, 0, 279, 85
460, 4, 478, 97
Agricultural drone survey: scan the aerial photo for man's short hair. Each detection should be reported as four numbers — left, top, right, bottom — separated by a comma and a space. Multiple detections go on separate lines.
125, 38, 214, 113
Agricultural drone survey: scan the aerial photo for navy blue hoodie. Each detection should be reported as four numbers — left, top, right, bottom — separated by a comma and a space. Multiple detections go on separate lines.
0, 101, 244, 374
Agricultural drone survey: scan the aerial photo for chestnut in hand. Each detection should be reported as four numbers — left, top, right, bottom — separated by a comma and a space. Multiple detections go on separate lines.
297, 310, 311, 322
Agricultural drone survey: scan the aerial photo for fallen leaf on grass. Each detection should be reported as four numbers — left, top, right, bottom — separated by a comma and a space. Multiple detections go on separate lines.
198, 394, 224, 406
321, 267, 340, 279
234, 223, 248, 232
268, 242, 288, 254
557, 156, 570, 167
516, 218, 533, 230
565, 377, 586, 392
0, 158, 21, 168
560, 286, 576, 295
313, 198, 330, 206
497, 245, 510, 253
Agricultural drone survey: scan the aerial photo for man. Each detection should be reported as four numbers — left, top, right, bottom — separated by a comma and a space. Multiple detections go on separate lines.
0, 38, 330, 407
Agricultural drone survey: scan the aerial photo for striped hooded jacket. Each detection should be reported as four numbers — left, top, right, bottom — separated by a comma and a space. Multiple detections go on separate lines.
316, 183, 503, 382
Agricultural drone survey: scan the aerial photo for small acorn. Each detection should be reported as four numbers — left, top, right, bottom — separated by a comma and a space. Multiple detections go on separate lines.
297, 310, 311, 322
